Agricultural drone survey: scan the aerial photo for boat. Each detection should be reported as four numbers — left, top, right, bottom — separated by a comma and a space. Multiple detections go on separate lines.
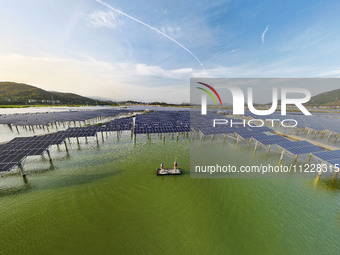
157, 162, 182, 175
157, 168, 182, 175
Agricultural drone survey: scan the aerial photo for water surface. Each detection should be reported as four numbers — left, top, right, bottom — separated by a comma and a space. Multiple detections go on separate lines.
0, 129, 340, 254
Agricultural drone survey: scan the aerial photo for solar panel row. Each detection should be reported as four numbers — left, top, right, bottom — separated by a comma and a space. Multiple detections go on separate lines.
0, 117, 137, 172
313, 150, 340, 161
0, 109, 135, 126
134, 111, 190, 134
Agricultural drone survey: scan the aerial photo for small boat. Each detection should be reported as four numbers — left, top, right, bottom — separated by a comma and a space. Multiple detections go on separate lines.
157, 168, 182, 175
157, 162, 182, 175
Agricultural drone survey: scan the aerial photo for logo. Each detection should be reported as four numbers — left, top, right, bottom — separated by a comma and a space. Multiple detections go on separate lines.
196, 82, 223, 106
196, 82, 311, 116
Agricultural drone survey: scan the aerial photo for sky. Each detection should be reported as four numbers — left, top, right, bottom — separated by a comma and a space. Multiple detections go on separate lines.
0, 0, 340, 103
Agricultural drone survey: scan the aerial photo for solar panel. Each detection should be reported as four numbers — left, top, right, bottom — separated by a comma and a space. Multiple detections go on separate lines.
0, 109, 136, 126
313, 150, 340, 161
285, 145, 324, 155
328, 158, 340, 166
250, 134, 288, 145
134, 111, 190, 134
26, 148, 48, 156
0, 163, 17, 172
276, 141, 312, 149
0, 153, 27, 164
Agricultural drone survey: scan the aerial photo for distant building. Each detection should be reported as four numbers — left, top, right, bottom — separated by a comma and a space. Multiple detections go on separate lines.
28, 99, 38, 103
44, 99, 61, 104
4, 98, 11, 102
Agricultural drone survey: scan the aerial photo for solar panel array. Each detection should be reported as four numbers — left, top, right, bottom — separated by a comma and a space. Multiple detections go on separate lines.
191, 110, 328, 156
250, 134, 287, 145
1, 107, 338, 174
134, 111, 190, 134
0, 117, 136, 173
212, 109, 339, 158
0, 134, 65, 172
284, 144, 324, 155
230, 109, 340, 134
313, 150, 340, 166
62, 127, 98, 138
314, 150, 340, 161
250, 134, 325, 155
0, 109, 134, 126
191, 111, 272, 136
101, 118, 133, 132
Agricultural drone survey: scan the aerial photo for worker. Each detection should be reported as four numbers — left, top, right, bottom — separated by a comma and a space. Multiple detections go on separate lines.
174, 161, 177, 169
161, 162, 164, 169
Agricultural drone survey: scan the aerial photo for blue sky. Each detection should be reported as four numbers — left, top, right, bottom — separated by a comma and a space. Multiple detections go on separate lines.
0, 0, 340, 103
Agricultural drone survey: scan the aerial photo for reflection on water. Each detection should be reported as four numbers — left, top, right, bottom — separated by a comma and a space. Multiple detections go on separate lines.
317, 178, 340, 192
0, 178, 32, 197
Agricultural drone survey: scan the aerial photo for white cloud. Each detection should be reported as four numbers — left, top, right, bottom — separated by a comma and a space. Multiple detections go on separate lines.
95, 0, 206, 73
3, 52, 335, 104
261, 25, 269, 46
134, 64, 203, 79
87, 10, 121, 29
0, 53, 204, 103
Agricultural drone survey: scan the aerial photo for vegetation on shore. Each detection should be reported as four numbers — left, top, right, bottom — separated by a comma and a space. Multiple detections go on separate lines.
0, 104, 118, 108
0, 81, 115, 106
307, 88, 340, 106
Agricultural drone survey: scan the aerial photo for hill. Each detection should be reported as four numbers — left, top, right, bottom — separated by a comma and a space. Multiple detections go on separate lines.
0, 81, 105, 105
308, 88, 340, 106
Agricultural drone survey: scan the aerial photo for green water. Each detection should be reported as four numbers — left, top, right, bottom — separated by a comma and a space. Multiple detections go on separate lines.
1, 131, 340, 255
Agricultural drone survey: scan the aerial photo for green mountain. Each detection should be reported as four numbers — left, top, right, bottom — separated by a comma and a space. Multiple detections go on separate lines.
0, 81, 103, 105
308, 88, 340, 106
